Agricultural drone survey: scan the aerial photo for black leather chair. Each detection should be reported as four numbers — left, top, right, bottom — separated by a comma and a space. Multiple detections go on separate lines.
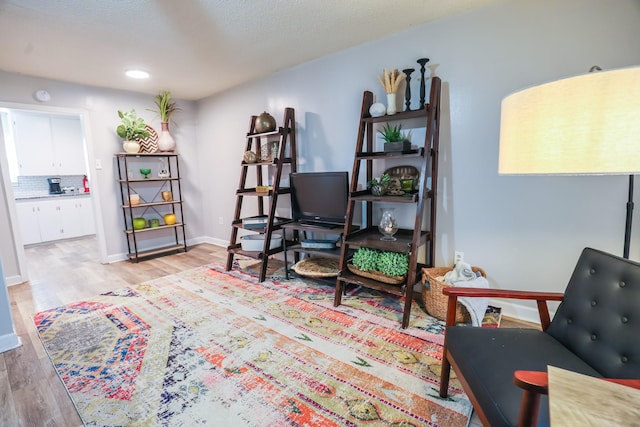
439, 247, 640, 426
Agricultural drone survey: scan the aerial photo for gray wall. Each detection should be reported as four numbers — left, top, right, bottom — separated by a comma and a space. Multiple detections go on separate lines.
194, 0, 640, 320
1, 0, 639, 321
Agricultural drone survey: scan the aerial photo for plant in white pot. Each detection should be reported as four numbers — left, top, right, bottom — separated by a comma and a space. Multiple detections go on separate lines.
116, 109, 150, 154
151, 91, 180, 152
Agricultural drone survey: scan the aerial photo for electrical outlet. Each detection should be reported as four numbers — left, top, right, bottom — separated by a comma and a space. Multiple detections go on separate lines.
218, 216, 223, 225
454, 251, 464, 264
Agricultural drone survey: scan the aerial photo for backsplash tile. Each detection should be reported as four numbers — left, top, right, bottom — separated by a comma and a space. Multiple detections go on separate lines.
13, 175, 86, 198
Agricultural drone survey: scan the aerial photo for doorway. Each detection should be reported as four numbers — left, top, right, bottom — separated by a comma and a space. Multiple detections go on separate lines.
0, 102, 106, 285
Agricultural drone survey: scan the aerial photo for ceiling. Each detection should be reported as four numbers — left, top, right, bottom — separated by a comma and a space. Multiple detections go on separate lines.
0, 0, 495, 100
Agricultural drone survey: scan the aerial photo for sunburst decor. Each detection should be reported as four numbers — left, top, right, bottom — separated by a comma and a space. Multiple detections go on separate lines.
137, 124, 159, 153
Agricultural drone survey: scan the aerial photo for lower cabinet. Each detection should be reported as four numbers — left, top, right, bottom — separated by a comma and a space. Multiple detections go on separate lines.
16, 197, 95, 245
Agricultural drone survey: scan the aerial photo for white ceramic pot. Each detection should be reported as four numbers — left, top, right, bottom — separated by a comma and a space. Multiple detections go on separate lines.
386, 93, 397, 115
123, 140, 140, 154
157, 122, 176, 152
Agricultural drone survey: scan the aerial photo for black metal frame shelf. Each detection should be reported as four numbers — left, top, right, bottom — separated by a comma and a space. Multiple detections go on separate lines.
115, 153, 187, 262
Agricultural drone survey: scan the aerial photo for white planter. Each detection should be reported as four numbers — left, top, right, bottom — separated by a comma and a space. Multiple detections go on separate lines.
122, 140, 140, 154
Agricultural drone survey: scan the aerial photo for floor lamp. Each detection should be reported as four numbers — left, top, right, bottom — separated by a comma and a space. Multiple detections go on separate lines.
498, 66, 640, 258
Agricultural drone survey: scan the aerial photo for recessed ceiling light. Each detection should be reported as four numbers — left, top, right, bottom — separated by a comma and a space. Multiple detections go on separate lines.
125, 69, 150, 79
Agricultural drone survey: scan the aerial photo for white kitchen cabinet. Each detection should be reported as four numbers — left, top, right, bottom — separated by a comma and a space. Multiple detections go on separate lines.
13, 113, 55, 175
15, 196, 95, 245
13, 112, 86, 176
15, 202, 42, 245
51, 116, 87, 175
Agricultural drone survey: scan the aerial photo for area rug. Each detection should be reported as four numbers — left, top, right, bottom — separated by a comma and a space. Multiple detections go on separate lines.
236, 258, 502, 329
35, 263, 474, 426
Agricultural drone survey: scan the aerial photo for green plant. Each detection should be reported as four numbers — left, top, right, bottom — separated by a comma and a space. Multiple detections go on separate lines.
116, 109, 150, 141
151, 91, 180, 123
352, 247, 379, 271
367, 173, 392, 188
377, 123, 404, 143
376, 251, 409, 276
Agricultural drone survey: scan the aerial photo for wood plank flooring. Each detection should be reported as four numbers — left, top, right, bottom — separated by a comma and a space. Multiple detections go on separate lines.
2, 236, 534, 426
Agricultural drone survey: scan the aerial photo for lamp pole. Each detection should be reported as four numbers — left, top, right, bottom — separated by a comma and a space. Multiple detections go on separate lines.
624, 175, 634, 259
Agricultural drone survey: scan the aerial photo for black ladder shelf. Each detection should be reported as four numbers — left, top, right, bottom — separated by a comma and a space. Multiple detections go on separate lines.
225, 108, 297, 282
335, 77, 441, 328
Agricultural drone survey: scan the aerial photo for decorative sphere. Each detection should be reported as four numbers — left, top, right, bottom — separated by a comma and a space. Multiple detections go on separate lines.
369, 102, 386, 117
255, 111, 276, 133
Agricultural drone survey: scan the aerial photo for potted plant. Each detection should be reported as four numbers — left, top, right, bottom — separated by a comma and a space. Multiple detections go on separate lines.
378, 123, 411, 152
151, 91, 180, 152
116, 109, 150, 154
367, 173, 392, 196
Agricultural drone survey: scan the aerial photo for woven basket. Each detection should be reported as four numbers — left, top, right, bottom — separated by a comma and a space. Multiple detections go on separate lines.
421, 266, 486, 323
347, 264, 406, 285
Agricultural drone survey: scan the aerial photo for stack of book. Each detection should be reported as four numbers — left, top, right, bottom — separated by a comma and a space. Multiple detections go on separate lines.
242, 216, 269, 229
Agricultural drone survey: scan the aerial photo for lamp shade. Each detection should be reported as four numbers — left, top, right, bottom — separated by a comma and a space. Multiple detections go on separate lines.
499, 67, 640, 175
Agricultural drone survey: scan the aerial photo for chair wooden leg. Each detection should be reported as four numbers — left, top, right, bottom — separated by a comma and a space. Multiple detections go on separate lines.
334, 280, 344, 306
439, 353, 451, 397
517, 390, 540, 427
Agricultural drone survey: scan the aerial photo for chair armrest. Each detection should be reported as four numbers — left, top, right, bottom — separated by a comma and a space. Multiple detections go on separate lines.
443, 287, 564, 301
514, 370, 549, 395
442, 287, 564, 329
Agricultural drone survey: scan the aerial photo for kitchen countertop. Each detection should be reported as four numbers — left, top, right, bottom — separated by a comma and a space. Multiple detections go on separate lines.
15, 191, 92, 201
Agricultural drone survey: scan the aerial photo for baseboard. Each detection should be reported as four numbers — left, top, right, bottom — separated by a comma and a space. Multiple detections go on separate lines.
489, 298, 558, 324
0, 333, 22, 354
5, 274, 26, 287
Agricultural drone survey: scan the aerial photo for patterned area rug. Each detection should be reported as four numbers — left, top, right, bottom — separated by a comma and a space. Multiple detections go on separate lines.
236, 258, 502, 329
35, 263, 477, 426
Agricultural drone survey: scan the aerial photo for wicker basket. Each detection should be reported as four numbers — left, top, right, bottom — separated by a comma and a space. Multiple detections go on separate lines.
421, 266, 486, 323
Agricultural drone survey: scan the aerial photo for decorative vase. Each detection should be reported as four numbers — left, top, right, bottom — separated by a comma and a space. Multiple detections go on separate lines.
164, 213, 177, 225
255, 111, 276, 133
378, 208, 398, 241
123, 140, 140, 154
386, 93, 397, 115
132, 217, 146, 230
157, 122, 176, 152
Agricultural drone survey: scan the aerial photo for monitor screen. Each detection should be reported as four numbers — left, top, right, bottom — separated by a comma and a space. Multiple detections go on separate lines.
290, 172, 349, 226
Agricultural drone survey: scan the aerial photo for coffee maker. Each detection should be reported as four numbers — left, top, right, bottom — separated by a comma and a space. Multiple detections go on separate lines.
48, 177, 62, 194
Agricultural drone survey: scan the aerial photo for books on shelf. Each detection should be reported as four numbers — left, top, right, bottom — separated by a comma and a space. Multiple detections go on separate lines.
301, 239, 338, 249
242, 215, 285, 229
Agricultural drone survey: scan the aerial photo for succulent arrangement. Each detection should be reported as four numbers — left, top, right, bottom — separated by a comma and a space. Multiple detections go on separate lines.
352, 247, 379, 271
351, 247, 409, 277
377, 123, 404, 143
116, 109, 150, 141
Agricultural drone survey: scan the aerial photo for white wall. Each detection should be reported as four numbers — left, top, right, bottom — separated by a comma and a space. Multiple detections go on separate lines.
0, 72, 203, 274
195, 0, 640, 321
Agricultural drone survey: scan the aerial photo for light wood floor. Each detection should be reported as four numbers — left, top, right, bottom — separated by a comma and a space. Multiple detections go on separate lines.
1, 236, 533, 426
